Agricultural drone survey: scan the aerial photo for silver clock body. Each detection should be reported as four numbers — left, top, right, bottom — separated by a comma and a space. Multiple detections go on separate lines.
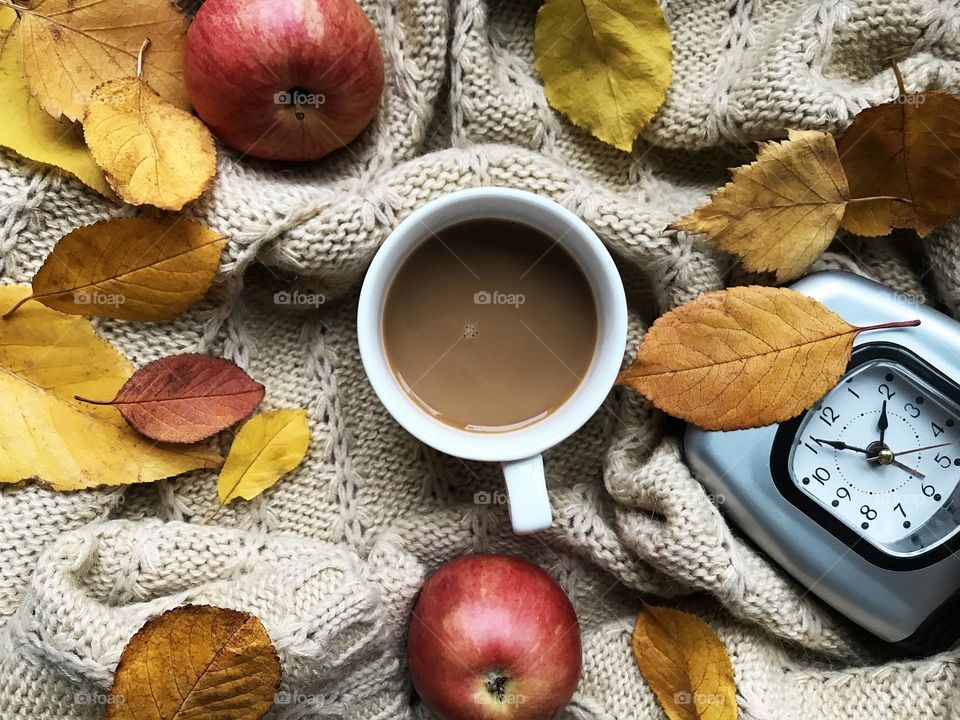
683, 271, 960, 652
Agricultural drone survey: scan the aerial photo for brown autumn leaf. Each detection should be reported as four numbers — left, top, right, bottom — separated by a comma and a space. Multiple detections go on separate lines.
839, 68, 960, 237
616, 286, 920, 431
0, 285, 221, 491
672, 130, 849, 283
83, 76, 216, 210
106, 605, 281, 720
77, 354, 265, 443
632, 605, 737, 720
16, 0, 190, 122
5, 216, 227, 321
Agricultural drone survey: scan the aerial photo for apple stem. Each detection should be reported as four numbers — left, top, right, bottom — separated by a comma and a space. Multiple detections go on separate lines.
484, 670, 509, 702
294, 96, 306, 121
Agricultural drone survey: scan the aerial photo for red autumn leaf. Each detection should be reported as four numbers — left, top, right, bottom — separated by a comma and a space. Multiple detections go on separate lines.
77, 354, 264, 443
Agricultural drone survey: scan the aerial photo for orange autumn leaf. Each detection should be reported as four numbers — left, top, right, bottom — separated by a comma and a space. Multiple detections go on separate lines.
6, 217, 227, 321
106, 605, 281, 720
617, 286, 920, 431
632, 605, 737, 720
18, 0, 190, 122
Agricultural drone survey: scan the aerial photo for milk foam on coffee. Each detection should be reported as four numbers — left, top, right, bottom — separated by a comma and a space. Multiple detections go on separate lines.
382, 219, 598, 432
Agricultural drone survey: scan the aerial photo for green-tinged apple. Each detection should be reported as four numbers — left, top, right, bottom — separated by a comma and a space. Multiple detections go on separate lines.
407, 555, 581, 720
183, 0, 384, 161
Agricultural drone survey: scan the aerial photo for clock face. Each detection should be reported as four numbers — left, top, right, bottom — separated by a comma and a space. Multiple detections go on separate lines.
788, 355, 960, 558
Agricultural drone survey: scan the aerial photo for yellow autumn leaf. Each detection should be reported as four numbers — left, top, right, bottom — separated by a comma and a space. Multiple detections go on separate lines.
83, 77, 216, 210
17, 0, 190, 122
106, 605, 281, 720
0, 285, 221, 490
218, 409, 311, 506
0, 9, 112, 196
632, 606, 737, 720
0, 284, 129, 424
672, 130, 849, 283
6, 217, 227, 321
534, 0, 672, 151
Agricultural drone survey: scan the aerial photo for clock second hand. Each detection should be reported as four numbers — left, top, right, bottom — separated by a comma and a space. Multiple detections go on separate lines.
878, 442, 954, 456
812, 437, 927, 480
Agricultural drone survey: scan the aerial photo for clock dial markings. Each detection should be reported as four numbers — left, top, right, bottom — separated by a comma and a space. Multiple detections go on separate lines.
789, 358, 960, 555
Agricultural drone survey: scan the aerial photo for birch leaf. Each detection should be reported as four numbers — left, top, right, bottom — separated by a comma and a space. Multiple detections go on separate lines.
17, 0, 190, 121
0, 285, 221, 490
107, 605, 281, 720
0, 9, 111, 196
839, 90, 960, 237
83, 77, 216, 210
672, 130, 849, 283
632, 606, 737, 720
534, 0, 672, 151
617, 286, 920, 431
6, 217, 227, 321
218, 409, 310, 506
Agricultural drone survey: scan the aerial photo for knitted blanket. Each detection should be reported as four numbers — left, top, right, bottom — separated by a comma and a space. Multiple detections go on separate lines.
3, 1, 960, 718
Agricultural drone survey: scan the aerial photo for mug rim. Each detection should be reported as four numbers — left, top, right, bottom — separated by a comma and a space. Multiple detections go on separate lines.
357, 187, 628, 462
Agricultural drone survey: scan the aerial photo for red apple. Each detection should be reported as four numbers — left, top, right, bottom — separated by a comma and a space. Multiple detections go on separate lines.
407, 555, 581, 720
183, 0, 384, 161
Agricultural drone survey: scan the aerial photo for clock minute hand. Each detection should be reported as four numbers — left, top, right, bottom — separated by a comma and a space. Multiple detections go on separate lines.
873, 458, 926, 479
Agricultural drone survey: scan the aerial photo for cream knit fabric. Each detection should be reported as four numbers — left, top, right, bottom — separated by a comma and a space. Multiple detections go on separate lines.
3, 0, 960, 718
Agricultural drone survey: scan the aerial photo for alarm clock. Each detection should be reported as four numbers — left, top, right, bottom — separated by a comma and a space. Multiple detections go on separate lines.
683, 271, 960, 655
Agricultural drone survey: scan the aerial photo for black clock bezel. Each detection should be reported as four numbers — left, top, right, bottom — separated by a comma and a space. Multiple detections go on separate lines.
771, 341, 960, 571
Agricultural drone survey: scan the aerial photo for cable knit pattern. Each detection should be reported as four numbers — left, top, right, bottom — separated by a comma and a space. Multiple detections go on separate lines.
2, 1, 960, 718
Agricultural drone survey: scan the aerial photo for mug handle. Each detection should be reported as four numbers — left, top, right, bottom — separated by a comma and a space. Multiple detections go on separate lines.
501, 455, 553, 534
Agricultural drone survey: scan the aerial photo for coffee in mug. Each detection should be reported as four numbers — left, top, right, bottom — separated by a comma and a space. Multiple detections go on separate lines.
382, 219, 598, 432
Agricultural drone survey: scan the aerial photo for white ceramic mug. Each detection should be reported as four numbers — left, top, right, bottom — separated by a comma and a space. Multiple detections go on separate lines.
357, 188, 627, 534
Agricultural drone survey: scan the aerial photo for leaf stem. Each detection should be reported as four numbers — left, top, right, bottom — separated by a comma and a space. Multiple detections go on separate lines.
853, 318, 921, 333
2, 295, 34, 319
847, 195, 913, 205
201, 503, 224, 524
136, 38, 151, 79
74, 395, 113, 406
0, 0, 30, 16
891, 59, 907, 97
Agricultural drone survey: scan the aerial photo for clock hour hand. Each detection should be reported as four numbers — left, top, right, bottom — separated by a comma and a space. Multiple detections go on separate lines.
812, 438, 871, 454
878, 400, 889, 446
